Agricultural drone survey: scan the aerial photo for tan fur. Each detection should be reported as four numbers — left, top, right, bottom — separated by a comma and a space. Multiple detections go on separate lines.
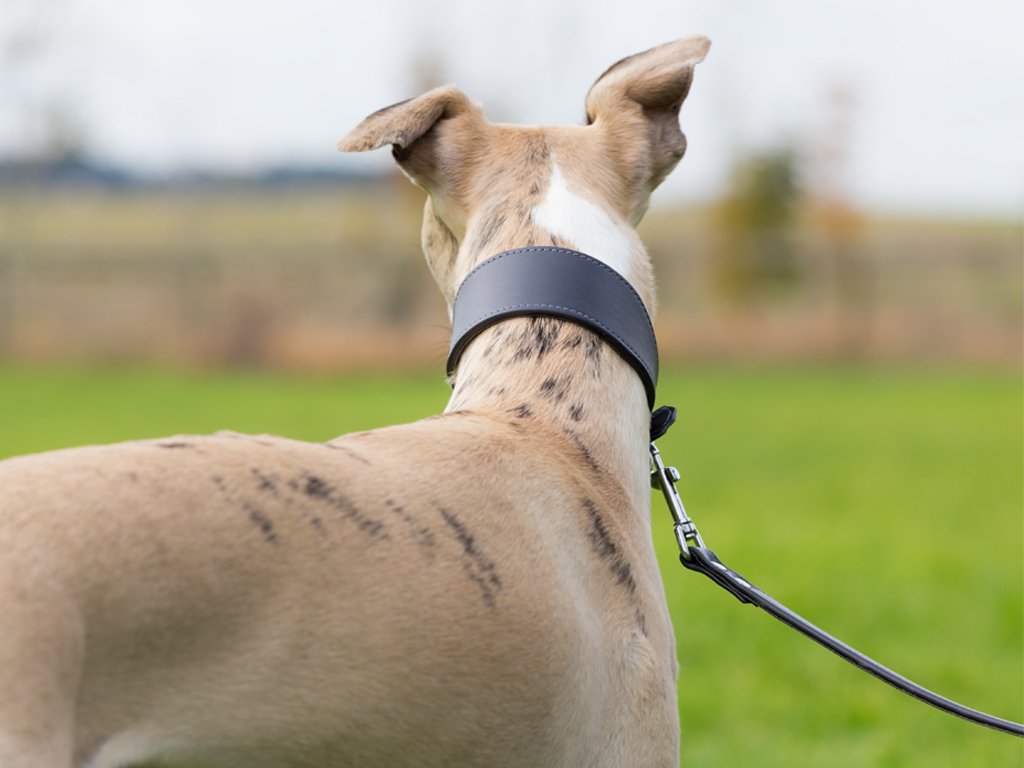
0, 36, 709, 768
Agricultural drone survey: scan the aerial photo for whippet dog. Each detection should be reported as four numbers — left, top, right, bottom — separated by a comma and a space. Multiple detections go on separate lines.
0, 36, 710, 768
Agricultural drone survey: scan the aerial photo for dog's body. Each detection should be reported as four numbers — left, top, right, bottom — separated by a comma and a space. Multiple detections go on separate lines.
0, 37, 709, 768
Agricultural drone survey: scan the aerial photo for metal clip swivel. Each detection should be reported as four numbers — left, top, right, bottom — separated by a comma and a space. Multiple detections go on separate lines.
649, 442, 705, 561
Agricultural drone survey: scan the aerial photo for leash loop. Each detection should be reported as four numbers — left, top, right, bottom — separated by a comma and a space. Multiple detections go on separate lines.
649, 429, 1024, 738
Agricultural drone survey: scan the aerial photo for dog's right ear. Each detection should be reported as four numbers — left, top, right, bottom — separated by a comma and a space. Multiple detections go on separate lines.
338, 85, 484, 192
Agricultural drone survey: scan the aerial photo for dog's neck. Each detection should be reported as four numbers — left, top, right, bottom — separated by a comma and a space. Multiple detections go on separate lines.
443, 155, 655, 516
446, 319, 652, 512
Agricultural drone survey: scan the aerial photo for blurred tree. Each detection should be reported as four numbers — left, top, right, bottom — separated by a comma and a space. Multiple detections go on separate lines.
711, 146, 803, 304
40, 101, 88, 164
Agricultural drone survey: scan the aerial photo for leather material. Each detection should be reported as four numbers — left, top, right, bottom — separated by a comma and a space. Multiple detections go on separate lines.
650, 405, 678, 442
447, 247, 659, 407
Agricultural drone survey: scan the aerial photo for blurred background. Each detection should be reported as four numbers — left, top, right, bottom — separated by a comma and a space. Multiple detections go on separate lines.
1, 0, 1020, 368
0, 1, 1020, 766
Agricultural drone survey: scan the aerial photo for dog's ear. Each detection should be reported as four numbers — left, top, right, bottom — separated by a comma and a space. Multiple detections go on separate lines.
584, 36, 710, 194
338, 85, 485, 192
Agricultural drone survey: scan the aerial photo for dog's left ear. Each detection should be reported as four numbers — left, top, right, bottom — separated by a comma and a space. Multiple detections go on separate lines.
585, 36, 710, 194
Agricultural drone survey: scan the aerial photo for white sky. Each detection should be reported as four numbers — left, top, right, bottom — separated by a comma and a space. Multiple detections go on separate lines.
1, 0, 1022, 216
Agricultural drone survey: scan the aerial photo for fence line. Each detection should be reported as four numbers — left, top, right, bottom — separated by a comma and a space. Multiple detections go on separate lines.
1, 214, 1019, 367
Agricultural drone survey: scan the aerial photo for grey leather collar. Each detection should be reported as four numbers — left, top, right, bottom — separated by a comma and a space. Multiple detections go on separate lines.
447, 247, 659, 408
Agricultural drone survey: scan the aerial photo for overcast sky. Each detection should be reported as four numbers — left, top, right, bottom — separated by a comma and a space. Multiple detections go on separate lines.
2, 0, 1021, 216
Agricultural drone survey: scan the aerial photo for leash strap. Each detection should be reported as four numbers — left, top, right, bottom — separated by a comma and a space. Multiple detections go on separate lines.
448, 247, 659, 408
650, 439, 1024, 738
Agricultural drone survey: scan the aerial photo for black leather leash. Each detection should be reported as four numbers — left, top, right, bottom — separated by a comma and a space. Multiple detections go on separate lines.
449, 246, 1024, 739
650, 405, 1024, 738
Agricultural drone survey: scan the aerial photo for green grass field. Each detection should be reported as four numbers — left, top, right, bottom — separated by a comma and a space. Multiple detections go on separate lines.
1, 364, 1021, 767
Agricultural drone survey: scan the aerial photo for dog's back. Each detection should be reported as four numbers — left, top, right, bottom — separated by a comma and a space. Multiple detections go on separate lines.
1, 414, 676, 767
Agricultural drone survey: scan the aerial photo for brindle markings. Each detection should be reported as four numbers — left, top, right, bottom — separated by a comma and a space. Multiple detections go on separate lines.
156, 442, 193, 450
568, 403, 585, 422
515, 201, 532, 224
482, 334, 503, 359
559, 330, 604, 377
510, 318, 561, 363
511, 331, 535, 364
250, 468, 279, 493
482, 328, 509, 360
384, 498, 436, 556
243, 501, 278, 544
538, 375, 572, 404
434, 503, 502, 608
564, 429, 601, 474
210, 473, 280, 545
525, 136, 550, 166
291, 472, 389, 541
510, 403, 533, 419
531, 318, 561, 361
580, 498, 636, 596
561, 332, 584, 350
323, 442, 372, 465
471, 211, 507, 253
634, 609, 649, 638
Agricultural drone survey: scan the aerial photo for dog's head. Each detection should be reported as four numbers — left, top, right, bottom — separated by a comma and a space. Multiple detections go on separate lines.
339, 36, 710, 309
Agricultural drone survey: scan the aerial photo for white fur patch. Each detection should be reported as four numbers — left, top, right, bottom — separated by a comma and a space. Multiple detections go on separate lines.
531, 159, 634, 279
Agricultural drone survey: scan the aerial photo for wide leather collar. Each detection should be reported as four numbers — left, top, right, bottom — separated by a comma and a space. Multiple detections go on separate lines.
447, 247, 659, 408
